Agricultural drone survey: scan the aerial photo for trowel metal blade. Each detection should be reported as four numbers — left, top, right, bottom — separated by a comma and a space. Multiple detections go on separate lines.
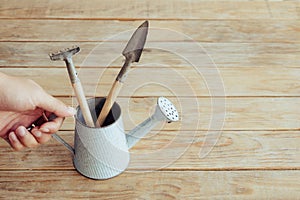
122, 20, 149, 62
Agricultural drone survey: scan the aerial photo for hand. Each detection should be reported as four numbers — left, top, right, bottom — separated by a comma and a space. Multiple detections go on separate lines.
0, 73, 75, 150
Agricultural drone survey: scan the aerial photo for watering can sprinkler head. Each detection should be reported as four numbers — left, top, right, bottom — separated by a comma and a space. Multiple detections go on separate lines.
126, 96, 179, 148
155, 97, 179, 123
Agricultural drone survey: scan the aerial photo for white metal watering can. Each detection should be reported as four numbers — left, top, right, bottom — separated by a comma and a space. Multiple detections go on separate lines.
50, 96, 179, 180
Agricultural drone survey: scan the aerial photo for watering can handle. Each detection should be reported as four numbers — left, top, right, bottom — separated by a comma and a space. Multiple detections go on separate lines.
27, 112, 74, 154
52, 133, 74, 154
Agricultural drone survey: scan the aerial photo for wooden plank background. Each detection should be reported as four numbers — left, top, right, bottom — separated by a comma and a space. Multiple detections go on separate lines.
0, 0, 300, 199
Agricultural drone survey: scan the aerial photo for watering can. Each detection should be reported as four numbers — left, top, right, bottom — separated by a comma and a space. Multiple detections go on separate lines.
38, 96, 179, 180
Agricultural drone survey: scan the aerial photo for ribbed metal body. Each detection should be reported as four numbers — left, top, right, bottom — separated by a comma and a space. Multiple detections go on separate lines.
73, 98, 130, 180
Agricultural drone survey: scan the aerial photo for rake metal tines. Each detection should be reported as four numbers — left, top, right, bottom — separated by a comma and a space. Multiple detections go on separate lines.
49, 46, 80, 61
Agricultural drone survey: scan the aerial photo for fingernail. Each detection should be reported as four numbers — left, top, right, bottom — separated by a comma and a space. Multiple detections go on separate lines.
9, 132, 17, 141
17, 127, 26, 137
67, 106, 76, 115
33, 131, 42, 138
40, 128, 49, 133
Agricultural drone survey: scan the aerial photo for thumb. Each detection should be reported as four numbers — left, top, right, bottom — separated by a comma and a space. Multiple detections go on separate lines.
36, 93, 76, 117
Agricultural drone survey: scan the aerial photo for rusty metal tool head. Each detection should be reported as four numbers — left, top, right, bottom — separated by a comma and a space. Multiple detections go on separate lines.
49, 46, 80, 84
116, 20, 149, 82
49, 46, 80, 61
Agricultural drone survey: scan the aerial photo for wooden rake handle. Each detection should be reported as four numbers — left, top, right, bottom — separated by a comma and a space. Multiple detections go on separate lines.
73, 81, 95, 127
96, 81, 123, 127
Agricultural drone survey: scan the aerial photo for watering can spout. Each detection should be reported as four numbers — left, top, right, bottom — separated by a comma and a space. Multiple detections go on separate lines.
126, 97, 179, 149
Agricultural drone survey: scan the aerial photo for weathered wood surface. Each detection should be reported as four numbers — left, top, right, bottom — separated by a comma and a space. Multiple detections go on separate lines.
1, 20, 299, 43
0, 130, 300, 170
1, 42, 299, 68
2, 67, 300, 97
0, 171, 299, 199
0, 0, 300, 199
0, 0, 299, 20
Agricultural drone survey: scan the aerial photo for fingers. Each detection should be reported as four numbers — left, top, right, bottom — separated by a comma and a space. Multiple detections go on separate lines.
35, 92, 76, 118
8, 126, 53, 151
39, 116, 64, 133
7, 112, 66, 151
8, 132, 24, 151
31, 116, 64, 145
8, 126, 39, 151
15, 126, 39, 148
31, 129, 52, 144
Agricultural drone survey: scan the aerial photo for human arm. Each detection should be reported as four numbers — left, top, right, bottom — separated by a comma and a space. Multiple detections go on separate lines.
0, 72, 75, 150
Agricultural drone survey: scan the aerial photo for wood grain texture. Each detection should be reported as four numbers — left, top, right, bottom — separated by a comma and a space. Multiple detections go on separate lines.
1, 42, 299, 68
0, 171, 300, 199
0, 20, 299, 43
0, 0, 299, 20
0, 130, 299, 170
1, 67, 300, 97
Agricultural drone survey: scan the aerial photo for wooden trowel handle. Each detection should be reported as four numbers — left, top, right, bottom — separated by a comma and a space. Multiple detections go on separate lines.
96, 81, 123, 127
